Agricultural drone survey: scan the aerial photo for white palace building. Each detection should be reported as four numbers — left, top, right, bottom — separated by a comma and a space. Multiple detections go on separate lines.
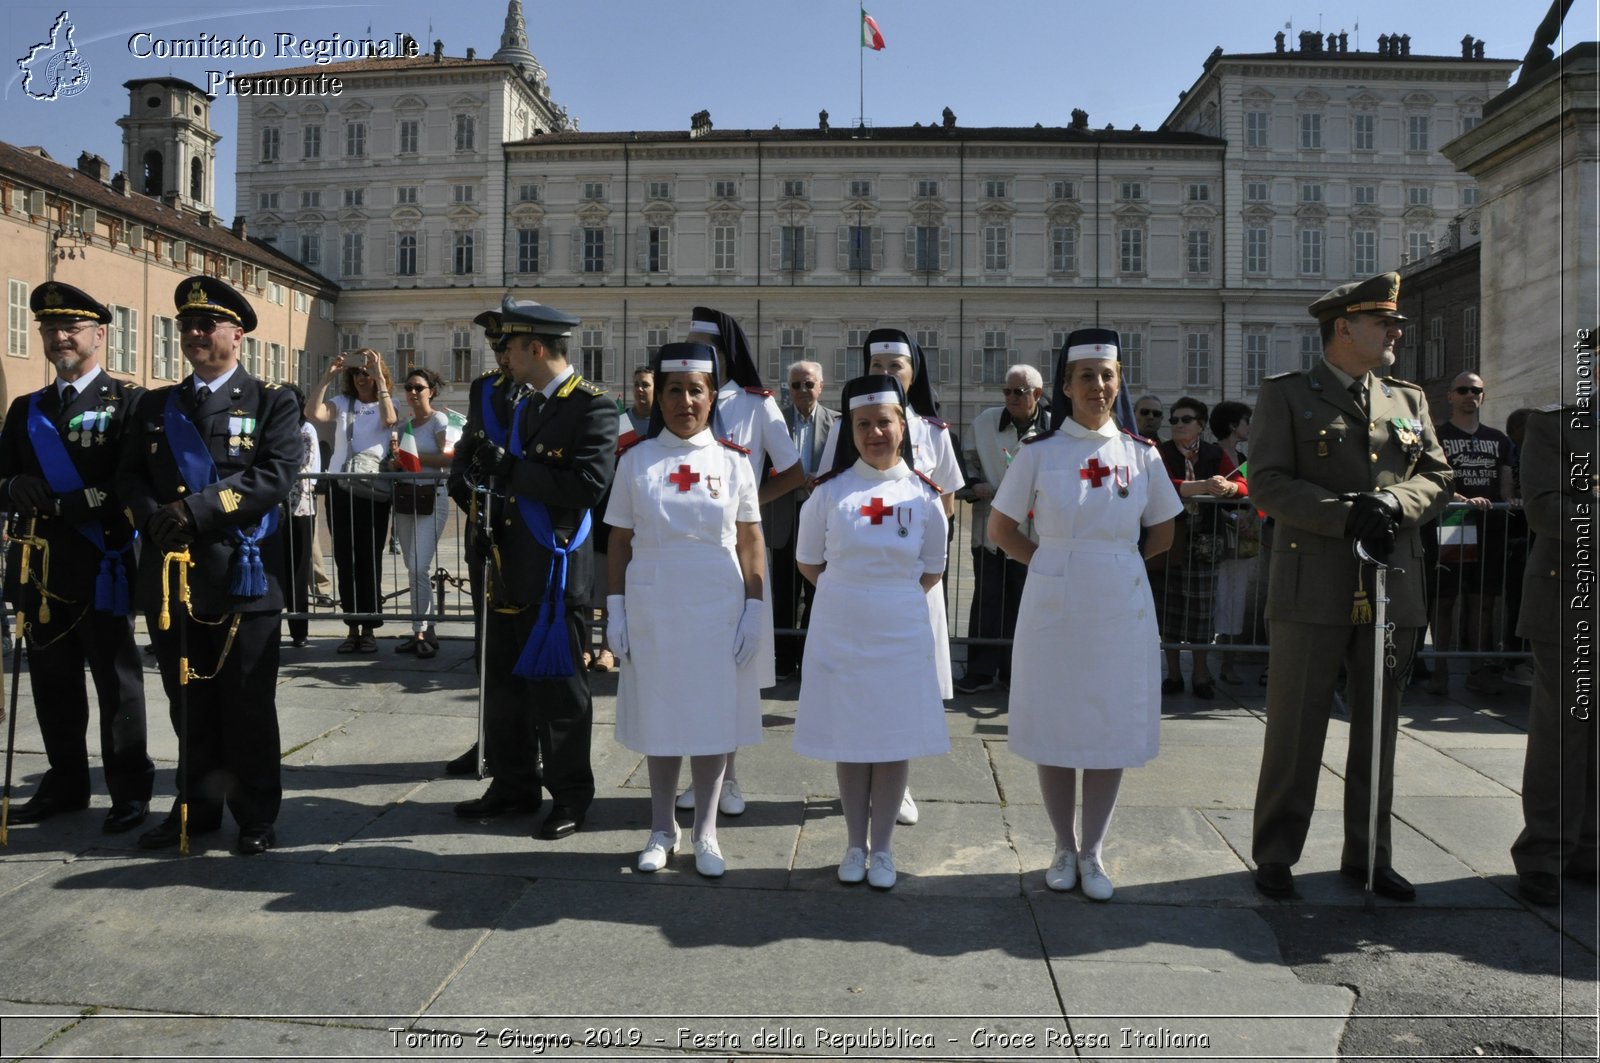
235, 2, 1518, 427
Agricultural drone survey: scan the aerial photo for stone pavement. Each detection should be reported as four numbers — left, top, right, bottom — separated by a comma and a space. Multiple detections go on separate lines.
0, 621, 1594, 1062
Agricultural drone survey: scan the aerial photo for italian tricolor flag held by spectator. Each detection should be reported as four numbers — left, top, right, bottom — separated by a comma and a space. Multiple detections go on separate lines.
861, 8, 885, 50
394, 423, 423, 473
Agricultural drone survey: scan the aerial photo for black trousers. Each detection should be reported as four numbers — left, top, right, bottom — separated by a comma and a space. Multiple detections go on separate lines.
327, 486, 391, 629
965, 546, 1027, 680
770, 538, 815, 674
482, 604, 593, 812
280, 513, 313, 642
147, 609, 283, 829
25, 603, 152, 805
1512, 636, 1599, 876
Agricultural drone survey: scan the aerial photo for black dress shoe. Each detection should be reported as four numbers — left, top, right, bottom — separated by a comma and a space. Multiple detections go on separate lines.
102, 801, 149, 834
537, 805, 584, 840
1161, 677, 1185, 696
1254, 861, 1295, 898
454, 790, 540, 819
1191, 680, 1216, 700
8, 793, 89, 824
1518, 871, 1560, 906
236, 825, 276, 855
445, 745, 480, 776
137, 815, 221, 850
1340, 863, 1416, 901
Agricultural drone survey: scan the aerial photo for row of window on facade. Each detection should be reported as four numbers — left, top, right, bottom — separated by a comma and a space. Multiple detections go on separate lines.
1242, 110, 1480, 152
259, 114, 481, 162
280, 219, 1439, 281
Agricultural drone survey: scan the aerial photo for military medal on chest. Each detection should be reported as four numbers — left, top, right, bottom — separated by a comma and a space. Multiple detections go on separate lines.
896, 504, 912, 537
227, 414, 256, 456
704, 474, 722, 499
1113, 464, 1131, 498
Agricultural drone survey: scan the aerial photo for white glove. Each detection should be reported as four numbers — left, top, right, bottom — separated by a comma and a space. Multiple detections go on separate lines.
605, 594, 629, 659
732, 598, 763, 668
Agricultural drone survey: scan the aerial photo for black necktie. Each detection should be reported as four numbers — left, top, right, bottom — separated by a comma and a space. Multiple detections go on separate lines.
60, 384, 76, 407
195, 384, 212, 406
527, 391, 547, 412
1349, 381, 1367, 416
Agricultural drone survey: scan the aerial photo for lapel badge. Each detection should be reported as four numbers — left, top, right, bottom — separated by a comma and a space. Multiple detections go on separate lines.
535, 443, 545, 454
230, 387, 243, 399
549, 447, 564, 459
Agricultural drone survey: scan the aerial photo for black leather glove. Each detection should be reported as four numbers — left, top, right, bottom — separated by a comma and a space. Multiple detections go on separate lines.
145, 501, 196, 554
1342, 491, 1399, 559
5, 475, 54, 517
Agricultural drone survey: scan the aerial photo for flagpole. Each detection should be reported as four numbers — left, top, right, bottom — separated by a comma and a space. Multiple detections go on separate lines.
858, 6, 865, 128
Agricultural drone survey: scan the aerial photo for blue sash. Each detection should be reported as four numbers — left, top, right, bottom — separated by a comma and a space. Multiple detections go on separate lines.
480, 375, 510, 449
162, 389, 278, 598
507, 394, 590, 679
25, 391, 132, 615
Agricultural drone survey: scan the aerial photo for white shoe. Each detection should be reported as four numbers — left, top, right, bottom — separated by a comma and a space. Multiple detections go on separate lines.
1045, 847, 1077, 891
867, 850, 897, 890
694, 836, 725, 878
838, 847, 867, 884
1078, 853, 1114, 901
718, 778, 746, 817
675, 786, 695, 810
896, 788, 919, 825
637, 827, 678, 873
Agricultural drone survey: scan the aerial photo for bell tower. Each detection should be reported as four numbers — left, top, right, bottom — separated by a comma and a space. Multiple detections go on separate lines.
116, 77, 220, 213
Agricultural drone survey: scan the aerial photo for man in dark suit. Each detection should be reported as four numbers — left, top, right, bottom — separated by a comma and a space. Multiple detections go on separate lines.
442, 309, 516, 775
117, 277, 301, 855
763, 358, 835, 679
1510, 403, 1598, 905
1249, 272, 1453, 901
0, 282, 152, 833
454, 296, 617, 841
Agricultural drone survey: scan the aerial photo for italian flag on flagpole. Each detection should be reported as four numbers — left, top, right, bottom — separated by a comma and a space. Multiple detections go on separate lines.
861, 8, 885, 50
442, 407, 467, 455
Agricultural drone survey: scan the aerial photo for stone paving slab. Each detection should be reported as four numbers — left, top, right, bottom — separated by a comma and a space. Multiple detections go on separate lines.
793, 795, 1020, 898
1033, 901, 1295, 980
0, 1001, 79, 1060
1437, 745, 1529, 792
1057, 960, 1353, 1060
425, 878, 1061, 1024
0, 854, 528, 1016
280, 712, 473, 780
23, 1012, 413, 1061
1322, 733, 1515, 798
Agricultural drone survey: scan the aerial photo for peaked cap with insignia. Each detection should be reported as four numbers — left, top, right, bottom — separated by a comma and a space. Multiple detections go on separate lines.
175, 275, 257, 332
1308, 271, 1408, 325
30, 281, 111, 324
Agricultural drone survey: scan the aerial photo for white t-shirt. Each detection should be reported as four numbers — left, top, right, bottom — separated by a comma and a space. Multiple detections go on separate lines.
327, 393, 391, 472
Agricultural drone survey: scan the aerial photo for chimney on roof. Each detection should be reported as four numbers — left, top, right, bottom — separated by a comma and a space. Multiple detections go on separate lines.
1070, 108, 1088, 130
1338, 31, 1348, 51
1377, 33, 1389, 54
199, 210, 215, 228
232, 216, 248, 239
1474, 40, 1485, 59
1298, 30, 1316, 52
1461, 34, 1474, 57
76, 152, 110, 183
1275, 30, 1286, 52
110, 172, 129, 196
689, 109, 713, 138
433, 39, 444, 61
466, 47, 476, 60
942, 107, 956, 129
1400, 34, 1411, 55
160, 191, 180, 208
818, 109, 829, 131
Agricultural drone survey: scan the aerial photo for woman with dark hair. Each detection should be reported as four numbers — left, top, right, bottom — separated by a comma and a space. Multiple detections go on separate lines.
988, 329, 1181, 900
280, 384, 318, 648
391, 366, 452, 658
605, 343, 766, 878
307, 348, 399, 653
795, 374, 949, 890
1157, 396, 1247, 699
1208, 401, 1256, 684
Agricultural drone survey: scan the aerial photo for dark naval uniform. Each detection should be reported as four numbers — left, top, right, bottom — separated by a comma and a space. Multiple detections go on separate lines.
1510, 404, 1599, 903
448, 349, 518, 649
461, 296, 617, 838
1250, 273, 1452, 897
115, 277, 301, 852
0, 282, 152, 831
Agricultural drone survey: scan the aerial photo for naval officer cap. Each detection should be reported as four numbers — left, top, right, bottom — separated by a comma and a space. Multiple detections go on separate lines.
472, 308, 508, 351
1308, 271, 1408, 325
497, 295, 580, 339
31, 281, 112, 325
175, 275, 257, 332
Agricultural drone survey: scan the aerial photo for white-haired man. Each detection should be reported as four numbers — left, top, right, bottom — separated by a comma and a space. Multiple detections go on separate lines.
955, 364, 1047, 693
763, 359, 836, 679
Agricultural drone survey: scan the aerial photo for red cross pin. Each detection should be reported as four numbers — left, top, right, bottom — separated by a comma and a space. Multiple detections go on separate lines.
668, 464, 700, 492
860, 496, 894, 524
1080, 458, 1112, 488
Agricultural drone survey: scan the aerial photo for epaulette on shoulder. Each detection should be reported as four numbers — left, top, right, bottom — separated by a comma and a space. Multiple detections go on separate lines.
716, 436, 751, 455
615, 429, 642, 456
573, 377, 608, 397
743, 385, 773, 398
478, 368, 500, 382
1265, 370, 1302, 382
263, 381, 280, 389
1380, 375, 1422, 391
1023, 429, 1057, 444
1120, 427, 1157, 447
922, 415, 949, 430
914, 469, 942, 495
1537, 401, 1566, 414
812, 468, 842, 487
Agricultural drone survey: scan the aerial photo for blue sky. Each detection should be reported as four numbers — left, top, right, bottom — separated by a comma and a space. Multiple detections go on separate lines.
2, 0, 1587, 215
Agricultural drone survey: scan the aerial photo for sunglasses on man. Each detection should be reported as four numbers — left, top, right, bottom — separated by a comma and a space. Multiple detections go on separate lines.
1169, 415, 1199, 425
1453, 386, 1484, 395
789, 380, 817, 390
